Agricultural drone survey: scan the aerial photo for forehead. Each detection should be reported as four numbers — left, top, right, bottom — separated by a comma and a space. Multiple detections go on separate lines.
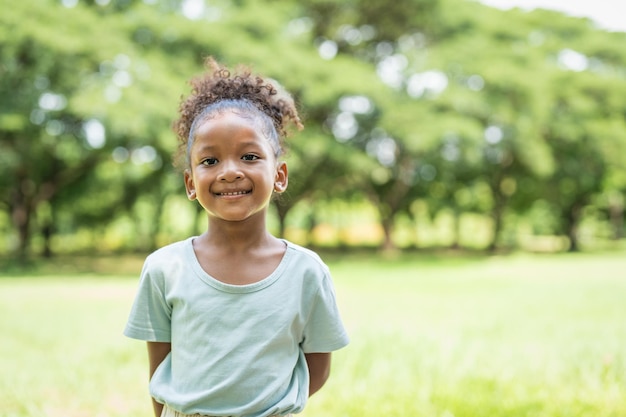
191, 111, 273, 150
195, 111, 262, 137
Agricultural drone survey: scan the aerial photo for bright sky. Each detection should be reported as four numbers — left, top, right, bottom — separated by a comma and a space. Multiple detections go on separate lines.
477, 0, 626, 32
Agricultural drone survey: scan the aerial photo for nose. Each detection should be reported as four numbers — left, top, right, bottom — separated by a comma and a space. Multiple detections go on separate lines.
217, 159, 243, 182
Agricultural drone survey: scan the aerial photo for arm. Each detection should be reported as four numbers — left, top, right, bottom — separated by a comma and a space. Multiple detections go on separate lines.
305, 352, 332, 397
147, 341, 172, 417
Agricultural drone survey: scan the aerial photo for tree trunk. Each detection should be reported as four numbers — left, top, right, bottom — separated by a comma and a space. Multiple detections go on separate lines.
272, 200, 290, 239
566, 203, 583, 252
380, 215, 395, 252
305, 211, 317, 246
450, 209, 461, 250
488, 199, 505, 252
11, 199, 32, 262
277, 210, 287, 239
41, 221, 54, 258
608, 197, 624, 240
189, 204, 204, 236
146, 193, 167, 251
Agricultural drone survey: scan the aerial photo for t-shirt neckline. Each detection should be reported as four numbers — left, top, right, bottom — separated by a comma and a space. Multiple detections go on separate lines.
185, 237, 292, 293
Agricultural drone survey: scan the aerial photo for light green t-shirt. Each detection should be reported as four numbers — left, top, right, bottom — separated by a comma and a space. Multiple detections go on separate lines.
124, 237, 349, 417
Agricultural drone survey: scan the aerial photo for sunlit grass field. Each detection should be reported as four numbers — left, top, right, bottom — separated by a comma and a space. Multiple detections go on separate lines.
1, 250, 625, 417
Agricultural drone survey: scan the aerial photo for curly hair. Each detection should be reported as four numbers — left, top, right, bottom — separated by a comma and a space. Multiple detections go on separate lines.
172, 57, 303, 170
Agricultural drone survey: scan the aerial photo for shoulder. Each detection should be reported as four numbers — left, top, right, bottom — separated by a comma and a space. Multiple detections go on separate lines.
141, 237, 194, 278
282, 240, 333, 291
149, 237, 191, 256
145, 238, 192, 262
284, 240, 329, 272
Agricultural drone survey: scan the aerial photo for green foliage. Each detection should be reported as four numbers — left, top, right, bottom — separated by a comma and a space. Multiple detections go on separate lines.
1, 0, 626, 257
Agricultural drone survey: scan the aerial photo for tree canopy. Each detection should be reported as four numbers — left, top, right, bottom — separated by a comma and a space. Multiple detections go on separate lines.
1, 0, 625, 259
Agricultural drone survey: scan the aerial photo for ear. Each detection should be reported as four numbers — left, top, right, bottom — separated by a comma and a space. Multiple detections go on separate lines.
273, 161, 288, 193
184, 169, 197, 200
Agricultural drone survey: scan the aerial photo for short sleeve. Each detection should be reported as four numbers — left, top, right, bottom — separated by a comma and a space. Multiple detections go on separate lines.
124, 258, 172, 342
301, 273, 349, 353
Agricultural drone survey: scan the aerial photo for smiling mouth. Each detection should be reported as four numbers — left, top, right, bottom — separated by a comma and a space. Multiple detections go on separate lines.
216, 190, 251, 196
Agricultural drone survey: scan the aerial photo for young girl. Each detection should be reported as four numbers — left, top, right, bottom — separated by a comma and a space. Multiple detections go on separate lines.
124, 58, 349, 417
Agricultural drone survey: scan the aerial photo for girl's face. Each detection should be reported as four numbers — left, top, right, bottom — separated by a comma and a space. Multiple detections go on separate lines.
184, 111, 287, 224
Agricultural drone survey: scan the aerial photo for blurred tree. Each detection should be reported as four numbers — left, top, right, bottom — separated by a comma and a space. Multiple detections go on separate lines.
414, 122, 485, 249
0, 1, 186, 259
297, 0, 440, 45
2, 0, 626, 258
522, 9, 626, 249
0, 3, 118, 260
0, 0, 395, 256
274, 126, 359, 239
540, 70, 626, 250
288, 0, 626, 251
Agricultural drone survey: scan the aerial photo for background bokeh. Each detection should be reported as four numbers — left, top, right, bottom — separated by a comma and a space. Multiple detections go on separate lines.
2, 0, 626, 262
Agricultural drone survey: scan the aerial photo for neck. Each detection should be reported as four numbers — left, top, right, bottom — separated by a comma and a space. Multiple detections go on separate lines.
202, 216, 276, 253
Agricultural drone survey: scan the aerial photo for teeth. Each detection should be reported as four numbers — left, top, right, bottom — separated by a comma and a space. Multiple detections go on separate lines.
220, 191, 248, 196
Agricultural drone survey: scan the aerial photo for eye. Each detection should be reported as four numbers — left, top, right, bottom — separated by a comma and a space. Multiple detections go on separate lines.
201, 157, 218, 166
242, 154, 260, 161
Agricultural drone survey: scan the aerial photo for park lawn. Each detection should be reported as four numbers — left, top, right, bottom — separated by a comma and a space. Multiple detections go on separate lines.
1, 251, 625, 417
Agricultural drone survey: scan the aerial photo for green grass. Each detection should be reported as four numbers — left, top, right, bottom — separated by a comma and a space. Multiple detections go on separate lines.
1, 251, 625, 417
